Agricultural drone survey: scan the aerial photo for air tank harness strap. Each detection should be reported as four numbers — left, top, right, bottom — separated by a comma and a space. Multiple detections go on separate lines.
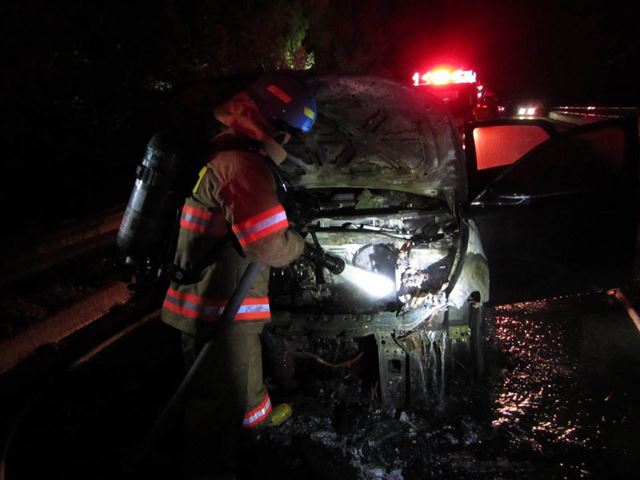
208, 136, 294, 200
209, 137, 263, 155
136, 163, 165, 187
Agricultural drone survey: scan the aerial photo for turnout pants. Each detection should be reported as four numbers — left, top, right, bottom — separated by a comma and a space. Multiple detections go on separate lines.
182, 322, 271, 476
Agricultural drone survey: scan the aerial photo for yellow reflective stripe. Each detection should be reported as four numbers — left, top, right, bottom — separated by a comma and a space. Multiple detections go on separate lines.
192, 167, 209, 195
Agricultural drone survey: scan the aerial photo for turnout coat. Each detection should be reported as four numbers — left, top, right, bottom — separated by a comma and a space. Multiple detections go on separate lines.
161, 91, 305, 337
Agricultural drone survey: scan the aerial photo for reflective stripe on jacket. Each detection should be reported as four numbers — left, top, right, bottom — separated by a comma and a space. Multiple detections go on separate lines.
232, 205, 288, 248
179, 204, 227, 237
164, 288, 271, 322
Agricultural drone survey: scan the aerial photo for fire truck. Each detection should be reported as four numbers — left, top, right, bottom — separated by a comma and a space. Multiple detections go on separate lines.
412, 67, 504, 124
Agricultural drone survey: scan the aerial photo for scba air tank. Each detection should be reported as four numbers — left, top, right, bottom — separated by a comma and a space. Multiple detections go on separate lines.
117, 130, 187, 269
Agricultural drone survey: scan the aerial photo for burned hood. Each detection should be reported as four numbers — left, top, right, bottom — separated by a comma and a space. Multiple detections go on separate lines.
282, 75, 467, 206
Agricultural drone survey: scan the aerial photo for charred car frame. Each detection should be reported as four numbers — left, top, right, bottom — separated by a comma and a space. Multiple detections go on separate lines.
264, 76, 639, 409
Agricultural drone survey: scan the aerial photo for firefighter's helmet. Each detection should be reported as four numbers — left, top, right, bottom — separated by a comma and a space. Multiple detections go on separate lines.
247, 72, 317, 134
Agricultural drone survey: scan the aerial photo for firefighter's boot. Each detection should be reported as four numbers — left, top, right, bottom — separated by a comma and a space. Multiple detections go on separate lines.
266, 403, 293, 428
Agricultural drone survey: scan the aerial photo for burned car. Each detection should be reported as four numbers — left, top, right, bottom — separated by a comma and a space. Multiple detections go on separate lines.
267, 76, 486, 408
266, 76, 639, 409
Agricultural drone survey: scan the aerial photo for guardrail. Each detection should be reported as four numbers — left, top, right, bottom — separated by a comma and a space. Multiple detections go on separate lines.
549, 106, 640, 131
0, 205, 146, 375
0, 204, 166, 479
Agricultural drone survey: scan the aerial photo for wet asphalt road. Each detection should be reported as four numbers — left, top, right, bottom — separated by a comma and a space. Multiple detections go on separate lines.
485, 294, 640, 480
6, 290, 640, 480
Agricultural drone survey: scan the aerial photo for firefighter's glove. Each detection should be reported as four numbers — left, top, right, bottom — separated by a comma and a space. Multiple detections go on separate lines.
302, 242, 345, 276
302, 242, 322, 262
284, 188, 319, 231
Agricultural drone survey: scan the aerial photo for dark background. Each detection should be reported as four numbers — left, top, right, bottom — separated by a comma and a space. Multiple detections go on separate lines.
1, 0, 638, 240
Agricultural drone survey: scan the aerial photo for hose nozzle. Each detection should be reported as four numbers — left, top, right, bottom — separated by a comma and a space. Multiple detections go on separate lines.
318, 251, 345, 275
306, 232, 346, 280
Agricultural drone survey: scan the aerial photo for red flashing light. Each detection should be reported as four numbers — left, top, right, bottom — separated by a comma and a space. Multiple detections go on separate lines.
412, 68, 477, 86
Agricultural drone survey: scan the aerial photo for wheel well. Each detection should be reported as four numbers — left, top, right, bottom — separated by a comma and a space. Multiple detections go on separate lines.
468, 291, 482, 305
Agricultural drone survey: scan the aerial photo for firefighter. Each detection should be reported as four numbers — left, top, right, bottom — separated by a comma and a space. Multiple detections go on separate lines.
160, 72, 316, 478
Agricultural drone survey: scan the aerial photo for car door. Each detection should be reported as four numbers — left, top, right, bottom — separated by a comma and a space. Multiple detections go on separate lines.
464, 116, 639, 305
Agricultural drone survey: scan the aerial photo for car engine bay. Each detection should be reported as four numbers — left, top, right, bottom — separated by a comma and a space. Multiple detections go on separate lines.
270, 188, 459, 317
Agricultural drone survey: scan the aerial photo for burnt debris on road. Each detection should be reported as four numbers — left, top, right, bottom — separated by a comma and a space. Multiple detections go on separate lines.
3, 292, 640, 480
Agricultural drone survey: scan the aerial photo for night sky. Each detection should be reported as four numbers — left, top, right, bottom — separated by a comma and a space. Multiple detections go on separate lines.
394, 0, 640, 105
1, 0, 638, 239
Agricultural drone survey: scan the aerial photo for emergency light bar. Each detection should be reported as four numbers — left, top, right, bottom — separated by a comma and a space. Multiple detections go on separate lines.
412, 69, 477, 86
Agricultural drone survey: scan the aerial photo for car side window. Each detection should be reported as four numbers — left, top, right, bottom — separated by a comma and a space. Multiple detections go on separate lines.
486, 124, 626, 197
473, 125, 550, 170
